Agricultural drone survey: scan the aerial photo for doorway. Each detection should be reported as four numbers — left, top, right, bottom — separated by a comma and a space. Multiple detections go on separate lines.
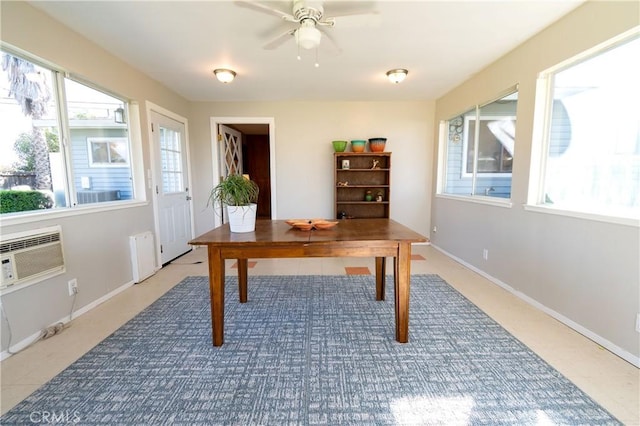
150, 108, 193, 265
211, 117, 276, 228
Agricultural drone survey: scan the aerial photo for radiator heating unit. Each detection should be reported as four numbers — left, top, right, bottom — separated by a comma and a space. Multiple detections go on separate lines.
130, 231, 156, 283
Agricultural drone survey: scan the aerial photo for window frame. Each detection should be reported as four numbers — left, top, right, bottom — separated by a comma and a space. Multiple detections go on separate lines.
436, 85, 518, 206
0, 44, 147, 227
526, 28, 639, 227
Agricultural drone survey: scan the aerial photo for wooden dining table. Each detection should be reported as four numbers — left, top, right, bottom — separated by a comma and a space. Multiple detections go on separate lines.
189, 218, 428, 346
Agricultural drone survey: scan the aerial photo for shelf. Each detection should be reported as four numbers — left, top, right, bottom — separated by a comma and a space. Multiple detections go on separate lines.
337, 168, 390, 171
335, 152, 391, 156
335, 152, 391, 219
336, 185, 389, 188
337, 201, 389, 205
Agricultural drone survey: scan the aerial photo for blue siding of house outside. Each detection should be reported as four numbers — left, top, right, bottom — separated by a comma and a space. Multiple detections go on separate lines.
70, 128, 133, 203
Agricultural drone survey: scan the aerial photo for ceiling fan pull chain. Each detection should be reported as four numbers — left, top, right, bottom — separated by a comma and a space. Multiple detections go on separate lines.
315, 47, 320, 68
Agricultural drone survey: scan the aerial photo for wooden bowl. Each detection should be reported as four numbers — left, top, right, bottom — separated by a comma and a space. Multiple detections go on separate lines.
285, 219, 338, 230
313, 220, 338, 230
292, 221, 314, 231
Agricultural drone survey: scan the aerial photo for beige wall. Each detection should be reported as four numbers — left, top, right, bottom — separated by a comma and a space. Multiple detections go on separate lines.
188, 101, 434, 237
2, 0, 637, 367
0, 2, 190, 352
0, 2, 434, 354
432, 1, 640, 364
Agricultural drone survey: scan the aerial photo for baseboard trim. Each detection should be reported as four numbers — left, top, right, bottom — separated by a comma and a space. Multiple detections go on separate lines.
431, 244, 640, 368
1, 280, 135, 361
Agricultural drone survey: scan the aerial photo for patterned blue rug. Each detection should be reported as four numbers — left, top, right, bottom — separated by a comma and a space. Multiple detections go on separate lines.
2, 275, 619, 425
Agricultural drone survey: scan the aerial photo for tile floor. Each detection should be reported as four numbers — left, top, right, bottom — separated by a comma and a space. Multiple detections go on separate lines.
1, 245, 638, 423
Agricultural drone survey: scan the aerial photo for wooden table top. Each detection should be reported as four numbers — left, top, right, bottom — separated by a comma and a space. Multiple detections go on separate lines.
190, 218, 428, 246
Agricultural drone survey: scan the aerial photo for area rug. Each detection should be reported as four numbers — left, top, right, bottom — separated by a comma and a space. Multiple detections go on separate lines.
2, 275, 620, 425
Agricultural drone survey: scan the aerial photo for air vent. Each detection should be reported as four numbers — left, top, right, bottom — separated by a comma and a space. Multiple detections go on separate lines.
0, 232, 60, 253
0, 226, 65, 291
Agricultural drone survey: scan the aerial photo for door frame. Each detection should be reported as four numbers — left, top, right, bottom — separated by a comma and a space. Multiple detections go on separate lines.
146, 101, 195, 268
210, 117, 277, 228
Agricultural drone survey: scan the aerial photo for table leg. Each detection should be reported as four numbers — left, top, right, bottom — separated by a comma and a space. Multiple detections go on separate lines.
237, 258, 248, 303
208, 246, 225, 347
375, 257, 386, 301
394, 242, 411, 343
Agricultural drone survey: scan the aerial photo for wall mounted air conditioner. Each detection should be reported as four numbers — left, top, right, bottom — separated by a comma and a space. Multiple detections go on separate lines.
0, 226, 65, 292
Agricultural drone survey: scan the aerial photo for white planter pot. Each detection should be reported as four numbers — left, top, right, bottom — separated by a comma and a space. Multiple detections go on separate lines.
226, 204, 257, 233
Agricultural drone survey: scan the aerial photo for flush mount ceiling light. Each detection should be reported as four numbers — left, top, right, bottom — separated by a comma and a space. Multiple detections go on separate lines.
386, 69, 408, 84
213, 68, 236, 83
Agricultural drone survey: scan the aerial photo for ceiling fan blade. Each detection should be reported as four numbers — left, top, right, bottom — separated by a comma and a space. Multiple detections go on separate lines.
323, 1, 378, 19
318, 27, 342, 56
235, 1, 297, 23
263, 28, 297, 50
322, 1, 380, 28
260, 21, 298, 40
325, 12, 381, 29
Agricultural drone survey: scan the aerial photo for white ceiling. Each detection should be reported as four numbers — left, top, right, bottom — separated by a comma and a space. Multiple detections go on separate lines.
29, 0, 584, 102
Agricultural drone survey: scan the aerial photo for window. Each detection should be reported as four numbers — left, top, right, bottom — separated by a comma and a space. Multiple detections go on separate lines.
88, 138, 129, 166
463, 116, 515, 175
0, 49, 135, 215
440, 89, 518, 199
159, 127, 183, 194
532, 32, 639, 220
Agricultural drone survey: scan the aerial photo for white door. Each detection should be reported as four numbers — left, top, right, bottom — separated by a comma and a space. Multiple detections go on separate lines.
218, 124, 243, 223
152, 111, 192, 264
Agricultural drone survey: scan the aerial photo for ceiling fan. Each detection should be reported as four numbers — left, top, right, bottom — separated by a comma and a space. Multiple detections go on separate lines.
236, 0, 378, 55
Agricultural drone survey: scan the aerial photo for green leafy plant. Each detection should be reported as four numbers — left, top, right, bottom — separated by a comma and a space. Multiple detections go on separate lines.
208, 174, 259, 207
12, 130, 59, 172
0, 190, 54, 213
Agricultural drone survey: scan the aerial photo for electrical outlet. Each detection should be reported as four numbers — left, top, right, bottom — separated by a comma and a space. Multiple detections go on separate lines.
482, 249, 489, 260
636, 313, 640, 333
68, 279, 78, 296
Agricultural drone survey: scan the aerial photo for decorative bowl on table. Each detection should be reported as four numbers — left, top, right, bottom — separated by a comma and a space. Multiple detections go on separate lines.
332, 140, 348, 152
285, 219, 339, 231
368, 138, 387, 152
350, 140, 366, 152
313, 220, 339, 230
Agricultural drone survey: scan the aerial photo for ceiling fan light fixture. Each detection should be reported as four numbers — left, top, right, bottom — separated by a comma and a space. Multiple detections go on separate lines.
296, 25, 322, 50
386, 69, 408, 84
213, 68, 236, 83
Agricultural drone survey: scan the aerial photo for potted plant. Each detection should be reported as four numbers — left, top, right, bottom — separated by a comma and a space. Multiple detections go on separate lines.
208, 174, 259, 233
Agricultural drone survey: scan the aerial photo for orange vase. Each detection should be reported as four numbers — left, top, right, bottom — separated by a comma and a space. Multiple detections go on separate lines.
369, 138, 387, 152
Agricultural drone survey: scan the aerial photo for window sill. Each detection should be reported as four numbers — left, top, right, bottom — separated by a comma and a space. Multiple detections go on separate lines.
0, 200, 149, 228
435, 193, 513, 208
523, 204, 640, 227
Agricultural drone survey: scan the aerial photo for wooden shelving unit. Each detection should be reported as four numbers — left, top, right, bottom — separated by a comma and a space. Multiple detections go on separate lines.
334, 152, 391, 219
